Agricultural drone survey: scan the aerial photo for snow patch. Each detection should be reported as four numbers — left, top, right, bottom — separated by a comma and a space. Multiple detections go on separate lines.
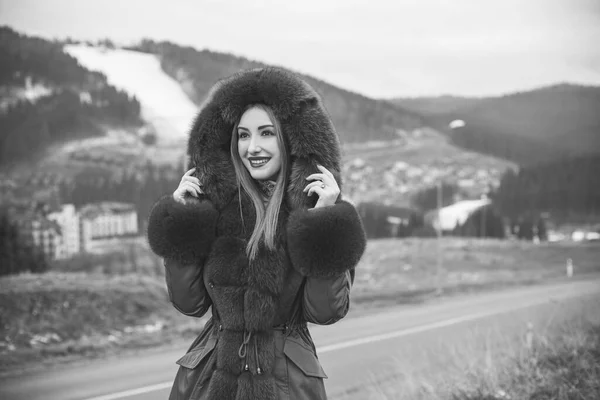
427, 199, 491, 231
64, 45, 197, 144
23, 79, 53, 101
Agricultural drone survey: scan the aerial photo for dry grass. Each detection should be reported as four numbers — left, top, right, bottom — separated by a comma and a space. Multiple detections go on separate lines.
352, 238, 600, 310
0, 272, 208, 374
346, 294, 600, 400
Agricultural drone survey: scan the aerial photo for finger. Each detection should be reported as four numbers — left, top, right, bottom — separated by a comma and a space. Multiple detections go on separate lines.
317, 167, 340, 190
184, 167, 196, 176
184, 189, 199, 198
307, 173, 334, 189
186, 182, 203, 194
303, 181, 325, 193
317, 166, 338, 188
179, 188, 198, 198
182, 182, 202, 196
182, 181, 201, 190
307, 185, 325, 197
305, 173, 327, 183
181, 176, 202, 186
317, 165, 334, 178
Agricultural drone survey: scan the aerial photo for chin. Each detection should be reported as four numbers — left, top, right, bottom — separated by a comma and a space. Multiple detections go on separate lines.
250, 170, 275, 181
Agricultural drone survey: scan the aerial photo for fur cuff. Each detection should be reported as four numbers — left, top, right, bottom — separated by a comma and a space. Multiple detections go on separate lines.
286, 201, 366, 278
146, 195, 219, 264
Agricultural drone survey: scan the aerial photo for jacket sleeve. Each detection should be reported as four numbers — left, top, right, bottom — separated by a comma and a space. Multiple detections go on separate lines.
303, 270, 353, 325
164, 258, 212, 317
286, 200, 366, 278
146, 194, 219, 317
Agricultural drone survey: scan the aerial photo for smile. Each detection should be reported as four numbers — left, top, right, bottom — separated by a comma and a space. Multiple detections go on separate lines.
248, 157, 271, 168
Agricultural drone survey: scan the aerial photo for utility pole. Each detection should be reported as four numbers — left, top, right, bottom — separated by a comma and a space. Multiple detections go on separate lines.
436, 181, 443, 295
481, 193, 487, 238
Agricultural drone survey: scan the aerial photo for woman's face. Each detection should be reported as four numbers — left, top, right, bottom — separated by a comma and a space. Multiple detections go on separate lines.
237, 107, 282, 181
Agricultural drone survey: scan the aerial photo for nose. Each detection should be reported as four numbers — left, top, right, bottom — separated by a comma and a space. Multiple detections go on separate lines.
248, 138, 262, 154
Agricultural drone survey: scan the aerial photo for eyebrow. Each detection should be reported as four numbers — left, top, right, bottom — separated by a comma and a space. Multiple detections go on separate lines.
238, 124, 274, 131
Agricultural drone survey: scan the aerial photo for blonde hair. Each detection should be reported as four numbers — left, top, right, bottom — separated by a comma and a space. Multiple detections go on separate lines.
230, 104, 289, 260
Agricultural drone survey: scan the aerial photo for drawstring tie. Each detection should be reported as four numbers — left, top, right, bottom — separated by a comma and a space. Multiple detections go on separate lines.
254, 335, 261, 375
237, 331, 262, 375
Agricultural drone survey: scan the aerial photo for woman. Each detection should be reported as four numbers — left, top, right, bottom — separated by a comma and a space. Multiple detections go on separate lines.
147, 67, 367, 400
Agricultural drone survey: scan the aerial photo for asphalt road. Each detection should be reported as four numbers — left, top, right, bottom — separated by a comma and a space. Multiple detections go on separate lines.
1, 279, 598, 400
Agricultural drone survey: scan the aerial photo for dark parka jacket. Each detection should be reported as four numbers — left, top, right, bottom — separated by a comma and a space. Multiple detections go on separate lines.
147, 68, 367, 400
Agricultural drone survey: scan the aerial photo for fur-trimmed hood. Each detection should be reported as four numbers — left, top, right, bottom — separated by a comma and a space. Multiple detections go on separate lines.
187, 67, 342, 210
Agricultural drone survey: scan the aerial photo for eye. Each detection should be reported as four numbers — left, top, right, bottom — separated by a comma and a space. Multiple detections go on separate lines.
238, 131, 249, 139
261, 130, 275, 136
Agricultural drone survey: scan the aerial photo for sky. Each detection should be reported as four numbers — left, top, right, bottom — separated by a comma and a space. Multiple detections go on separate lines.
1, 0, 599, 98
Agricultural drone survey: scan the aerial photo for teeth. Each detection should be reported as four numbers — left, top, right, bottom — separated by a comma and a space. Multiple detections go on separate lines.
250, 158, 269, 166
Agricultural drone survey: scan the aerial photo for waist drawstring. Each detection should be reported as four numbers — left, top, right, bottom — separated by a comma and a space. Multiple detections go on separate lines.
237, 330, 262, 375
238, 331, 251, 359
254, 335, 262, 375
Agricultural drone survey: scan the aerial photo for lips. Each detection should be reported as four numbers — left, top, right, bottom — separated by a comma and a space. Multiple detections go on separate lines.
248, 157, 271, 168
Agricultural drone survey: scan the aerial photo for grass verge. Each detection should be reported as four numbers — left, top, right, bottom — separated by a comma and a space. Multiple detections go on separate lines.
351, 294, 600, 400
0, 272, 207, 374
352, 238, 600, 310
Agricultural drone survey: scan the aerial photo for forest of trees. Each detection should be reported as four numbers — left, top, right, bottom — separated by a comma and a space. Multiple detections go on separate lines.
491, 154, 600, 221
356, 202, 423, 238
0, 26, 142, 167
447, 123, 568, 166
57, 162, 182, 231
409, 182, 460, 212
0, 26, 92, 87
0, 89, 141, 166
0, 207, 49, 277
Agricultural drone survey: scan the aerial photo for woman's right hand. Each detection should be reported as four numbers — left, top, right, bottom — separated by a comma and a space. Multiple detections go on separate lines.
173, 168, 204, 204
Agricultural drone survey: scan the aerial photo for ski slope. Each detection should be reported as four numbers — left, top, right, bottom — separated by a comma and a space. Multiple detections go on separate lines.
64, 45, 197, 144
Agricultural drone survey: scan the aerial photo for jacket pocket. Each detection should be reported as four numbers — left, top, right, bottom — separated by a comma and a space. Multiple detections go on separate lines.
284, 337, 328, 379
176, 337, 217, 369
170, 336, 217, 400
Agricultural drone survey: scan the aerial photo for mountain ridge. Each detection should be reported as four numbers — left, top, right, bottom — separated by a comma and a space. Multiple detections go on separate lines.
389, 83, 600, 165
131, 39, 426, 144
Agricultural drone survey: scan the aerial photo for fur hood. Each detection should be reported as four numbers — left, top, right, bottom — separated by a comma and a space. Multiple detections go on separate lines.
186, 67, 342, 210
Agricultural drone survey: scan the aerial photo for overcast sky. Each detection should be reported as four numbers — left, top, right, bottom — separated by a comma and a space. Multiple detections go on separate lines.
1, 0, 599, 98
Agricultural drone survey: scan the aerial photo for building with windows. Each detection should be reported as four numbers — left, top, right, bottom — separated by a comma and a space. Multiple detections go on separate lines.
47, 204, 81, 259
14, 214, 62, 260
79, 202, 138, 252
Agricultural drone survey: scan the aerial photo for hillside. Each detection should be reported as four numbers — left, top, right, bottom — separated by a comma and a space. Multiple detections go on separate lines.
389, 95, 482, 116
1, 33, 514, 217
341, 128, 512, 206
390, 84, 600, 165
0, 27, 142, 170
123, 40, 513, 205
132, 40, 426, 144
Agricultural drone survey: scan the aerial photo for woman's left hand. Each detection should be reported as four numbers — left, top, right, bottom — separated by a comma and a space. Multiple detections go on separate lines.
304, 165, 341, 208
